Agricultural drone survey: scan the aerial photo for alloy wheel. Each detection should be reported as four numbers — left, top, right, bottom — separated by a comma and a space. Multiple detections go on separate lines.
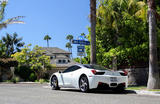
80, 76, 89, 92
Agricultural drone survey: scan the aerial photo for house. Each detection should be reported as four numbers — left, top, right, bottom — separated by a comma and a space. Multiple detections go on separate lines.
41, 47, 76, 68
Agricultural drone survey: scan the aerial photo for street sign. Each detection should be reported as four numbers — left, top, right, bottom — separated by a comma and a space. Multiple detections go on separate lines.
72, 37, 90, 60
72, 40, 90, 45
77, 52, 85, 56
77, 46, 85, 52
78, 36, 85, 40
72, 40, 79, 44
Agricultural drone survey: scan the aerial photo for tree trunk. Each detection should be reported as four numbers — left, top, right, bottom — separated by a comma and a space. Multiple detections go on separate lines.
90, 0, 96, 65
47, 40, 49, 47
147, 0, 160, 89
70, 47, 73, 59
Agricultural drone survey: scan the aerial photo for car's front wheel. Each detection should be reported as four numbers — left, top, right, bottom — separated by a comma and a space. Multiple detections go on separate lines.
79, 75, 89, 92
51, 76, 60, 90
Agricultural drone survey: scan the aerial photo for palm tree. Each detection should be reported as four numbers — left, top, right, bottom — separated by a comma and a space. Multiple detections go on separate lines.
2, 33, 25, 57
65, 42, 72, 53
0, 40, 7, 58
44, 35, 51, 47
147, 0, 160, 89
90, 0, 96, 65
0, 1, 24, 31
66, 34, 73, 58
66, 35, 73, 43
80, 33, 87, 39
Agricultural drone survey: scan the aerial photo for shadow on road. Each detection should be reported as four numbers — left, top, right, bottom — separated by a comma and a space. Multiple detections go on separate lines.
60, 89, 136, 95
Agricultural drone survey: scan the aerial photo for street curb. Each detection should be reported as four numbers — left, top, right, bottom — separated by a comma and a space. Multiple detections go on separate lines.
134, 90, 160, 96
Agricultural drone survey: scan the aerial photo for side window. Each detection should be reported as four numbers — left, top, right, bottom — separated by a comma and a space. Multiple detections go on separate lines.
63, 65, 81, 73
63, 66, 74, 73
72, 66, 81, 72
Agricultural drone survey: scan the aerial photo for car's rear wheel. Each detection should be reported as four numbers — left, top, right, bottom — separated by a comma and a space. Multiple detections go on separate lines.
79, 75, 89, 92
51, 76, 60, 90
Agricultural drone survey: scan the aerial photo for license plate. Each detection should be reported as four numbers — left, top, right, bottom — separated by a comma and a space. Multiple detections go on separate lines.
110, 77, 117, 82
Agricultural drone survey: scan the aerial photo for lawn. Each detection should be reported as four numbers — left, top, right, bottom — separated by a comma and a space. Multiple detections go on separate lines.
127, 86, 160, 91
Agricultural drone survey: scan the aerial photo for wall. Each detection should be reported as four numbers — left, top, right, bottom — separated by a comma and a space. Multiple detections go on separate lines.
0, 67, 13, 81
125, 68, 149, 86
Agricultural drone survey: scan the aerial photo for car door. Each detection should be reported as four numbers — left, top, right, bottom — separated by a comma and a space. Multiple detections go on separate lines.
61, 66, 75, 87
61, 65, 81, 88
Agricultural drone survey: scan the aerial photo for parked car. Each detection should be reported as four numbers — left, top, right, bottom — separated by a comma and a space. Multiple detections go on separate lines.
50, 64, 128, 92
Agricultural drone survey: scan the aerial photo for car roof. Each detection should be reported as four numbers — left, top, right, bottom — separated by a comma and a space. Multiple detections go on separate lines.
74, 64, 94, 68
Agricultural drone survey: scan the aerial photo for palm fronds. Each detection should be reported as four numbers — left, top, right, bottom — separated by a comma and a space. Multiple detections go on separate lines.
0, 16, 25, 30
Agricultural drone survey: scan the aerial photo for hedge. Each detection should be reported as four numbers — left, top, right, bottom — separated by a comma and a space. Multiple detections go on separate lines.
0, 58, 18, 67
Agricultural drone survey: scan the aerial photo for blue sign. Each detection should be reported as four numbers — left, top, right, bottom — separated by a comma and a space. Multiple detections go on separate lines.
72, 40, 79, 44
77, 46, 85, 52
77, 52, 85, 56
72, 40, 90, 45
78, 36, 85, 40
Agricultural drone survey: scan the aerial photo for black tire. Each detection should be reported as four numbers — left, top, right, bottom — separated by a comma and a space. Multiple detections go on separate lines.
51, 76, 60, 90
79, 75, 89, 92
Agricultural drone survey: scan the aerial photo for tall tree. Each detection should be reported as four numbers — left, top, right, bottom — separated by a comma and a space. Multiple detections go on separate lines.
90, 0, 97, 65
0, 40, 7, 58
66, 35, 73, 43
0, 1, 24, 31
85, 0, 148, 67
65, 42, 72, 53
66, 34, 73, 58
44, 35, 51, 47
80, 33, 87, 39
147, 0, 160, 89
2, 33, 25, 57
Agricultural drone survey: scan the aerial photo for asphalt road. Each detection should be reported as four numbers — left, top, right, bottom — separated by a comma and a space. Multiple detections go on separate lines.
0, 83, 160, 104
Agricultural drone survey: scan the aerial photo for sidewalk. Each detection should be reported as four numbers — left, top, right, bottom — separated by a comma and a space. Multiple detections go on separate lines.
134, 90, 160, 96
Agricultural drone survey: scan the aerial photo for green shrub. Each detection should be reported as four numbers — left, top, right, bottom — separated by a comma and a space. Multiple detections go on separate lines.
102, 43, 149, 68
15, 65, 33, 81
0, 58, 18, 67
12, 76, 20, 83
5, 80, 12, 83
39, 79, 45, 84
29, 73, 37, 81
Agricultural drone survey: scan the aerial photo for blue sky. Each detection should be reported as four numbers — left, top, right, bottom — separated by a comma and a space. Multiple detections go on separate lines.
0, 0, 90, 58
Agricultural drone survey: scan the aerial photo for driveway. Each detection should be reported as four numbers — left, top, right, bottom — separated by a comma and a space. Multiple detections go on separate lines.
0, 83, 159, 104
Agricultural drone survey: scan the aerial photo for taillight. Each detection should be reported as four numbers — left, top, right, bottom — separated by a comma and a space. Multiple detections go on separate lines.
91, 69, 97, 75
119, 70, 128, 76
123, 70, 128, 76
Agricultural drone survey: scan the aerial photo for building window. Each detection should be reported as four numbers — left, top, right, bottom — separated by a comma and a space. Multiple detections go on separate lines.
63, 60, 66, 63
66, 55, 69, 58
57, 59, 67, 64
58, 60, 62, 63
50, 56, 56, 59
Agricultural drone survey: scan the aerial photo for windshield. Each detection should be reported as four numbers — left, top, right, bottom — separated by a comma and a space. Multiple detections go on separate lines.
83, 64, 108, 70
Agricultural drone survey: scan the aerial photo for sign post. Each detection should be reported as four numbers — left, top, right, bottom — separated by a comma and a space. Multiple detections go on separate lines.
72, 37, 90, 64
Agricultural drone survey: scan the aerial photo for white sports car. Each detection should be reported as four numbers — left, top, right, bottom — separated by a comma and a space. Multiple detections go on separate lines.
50, 64, 128, 92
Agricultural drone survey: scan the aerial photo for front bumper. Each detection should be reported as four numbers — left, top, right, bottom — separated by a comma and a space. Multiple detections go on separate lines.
88, 75, 128, 89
